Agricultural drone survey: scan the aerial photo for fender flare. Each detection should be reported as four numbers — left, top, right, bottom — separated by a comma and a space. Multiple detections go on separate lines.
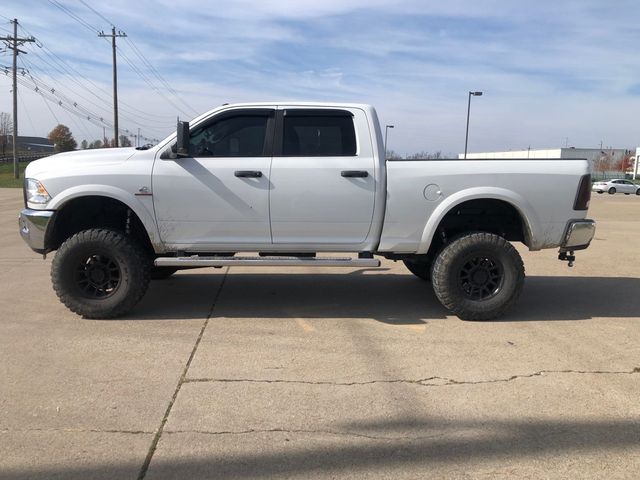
46, 184, 164, 252
415, 187, 541, 254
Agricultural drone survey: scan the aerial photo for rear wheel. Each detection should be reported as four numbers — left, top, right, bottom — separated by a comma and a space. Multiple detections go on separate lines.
431, 232, 524, 320
608, 187, 616, 194
403, 257, 432, 281
51, 229, 151, 319
636, 189, 640, 196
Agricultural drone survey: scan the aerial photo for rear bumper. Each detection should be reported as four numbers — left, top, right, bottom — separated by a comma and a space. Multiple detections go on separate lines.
18, 209, 56, 254
560, 219, 596, 252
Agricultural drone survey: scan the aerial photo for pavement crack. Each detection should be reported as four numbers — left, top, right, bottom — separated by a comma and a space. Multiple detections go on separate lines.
164, 428, 445, 442
0, 427, 152, 435
136, 267, 229, 480
184, 367, 640, 388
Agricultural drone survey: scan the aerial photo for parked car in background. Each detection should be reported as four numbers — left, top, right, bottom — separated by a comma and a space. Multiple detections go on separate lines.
592, 179, 640, 195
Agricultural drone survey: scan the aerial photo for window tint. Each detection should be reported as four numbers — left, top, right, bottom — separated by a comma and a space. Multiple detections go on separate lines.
283, 114, 356, 156
190, 115, 269, 157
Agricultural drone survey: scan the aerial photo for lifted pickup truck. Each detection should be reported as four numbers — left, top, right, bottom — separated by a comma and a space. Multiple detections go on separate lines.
19, 103, 595, 320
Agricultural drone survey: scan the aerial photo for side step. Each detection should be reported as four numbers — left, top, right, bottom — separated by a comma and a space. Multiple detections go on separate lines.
155, 255, 380, 268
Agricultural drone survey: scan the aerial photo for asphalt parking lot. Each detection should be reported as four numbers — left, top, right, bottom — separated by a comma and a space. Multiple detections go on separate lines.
1, 187, 639, 479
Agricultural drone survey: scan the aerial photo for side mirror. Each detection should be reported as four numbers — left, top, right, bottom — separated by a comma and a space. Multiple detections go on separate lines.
176, 120, 190, 157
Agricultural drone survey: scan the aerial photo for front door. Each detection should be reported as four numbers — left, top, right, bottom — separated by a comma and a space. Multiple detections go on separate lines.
269, 108, 376, 245
152, 108, 275, 248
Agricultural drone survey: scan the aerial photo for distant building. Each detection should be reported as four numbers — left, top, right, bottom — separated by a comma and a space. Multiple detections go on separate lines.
458, 147, 632, 179
632, 147, 640, 179
1, 136, 54, 155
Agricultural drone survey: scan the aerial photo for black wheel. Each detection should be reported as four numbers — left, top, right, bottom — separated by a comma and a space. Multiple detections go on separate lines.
597, 191, 603, 194
403, 257, 432, 281
636, 189, 640, 196
608, 187, 616, 194
51, 229, 151, 319
151, 266, 178, 280
431, 232, 525, 320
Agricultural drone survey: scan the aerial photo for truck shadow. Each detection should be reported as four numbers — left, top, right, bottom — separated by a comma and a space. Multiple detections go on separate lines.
130, 272, 640, 323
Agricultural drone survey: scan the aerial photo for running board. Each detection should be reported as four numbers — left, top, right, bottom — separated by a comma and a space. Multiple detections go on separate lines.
155, 255, 380, 268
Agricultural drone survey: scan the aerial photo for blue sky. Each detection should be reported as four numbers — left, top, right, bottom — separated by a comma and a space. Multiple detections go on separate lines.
0, 0, 638, 154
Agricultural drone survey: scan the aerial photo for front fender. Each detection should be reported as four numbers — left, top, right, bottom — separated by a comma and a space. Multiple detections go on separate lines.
46, 184, 164, 252
415, 187, 541, 254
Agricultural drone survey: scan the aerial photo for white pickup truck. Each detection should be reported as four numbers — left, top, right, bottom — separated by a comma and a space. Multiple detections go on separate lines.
19, 102, 595, 320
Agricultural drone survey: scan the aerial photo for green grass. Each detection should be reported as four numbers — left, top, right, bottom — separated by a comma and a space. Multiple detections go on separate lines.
0, 163, 27, 188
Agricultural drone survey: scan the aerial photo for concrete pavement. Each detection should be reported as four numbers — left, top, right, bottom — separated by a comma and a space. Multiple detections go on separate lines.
1, 188, 639, 479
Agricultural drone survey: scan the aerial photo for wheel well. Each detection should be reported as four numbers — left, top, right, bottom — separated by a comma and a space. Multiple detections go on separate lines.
48, 196, 154, 256
427, 199, 528, 257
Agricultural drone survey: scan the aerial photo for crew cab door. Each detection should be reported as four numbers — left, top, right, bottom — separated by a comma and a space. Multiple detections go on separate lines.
269, 107, 376, 245
152, 108, 274, 247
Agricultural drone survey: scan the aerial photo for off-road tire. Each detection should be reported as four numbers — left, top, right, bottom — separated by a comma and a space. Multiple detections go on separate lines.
431, 232, 525, 321
51, 229, 151, 319
151, 266, 178, 280
403, 257, 432, 282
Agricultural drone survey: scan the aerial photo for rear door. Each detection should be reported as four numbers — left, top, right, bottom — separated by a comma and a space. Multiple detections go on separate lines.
268, 107, 376, 245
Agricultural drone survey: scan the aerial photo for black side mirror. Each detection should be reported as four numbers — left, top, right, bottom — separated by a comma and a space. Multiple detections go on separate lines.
176, 120, 190, 157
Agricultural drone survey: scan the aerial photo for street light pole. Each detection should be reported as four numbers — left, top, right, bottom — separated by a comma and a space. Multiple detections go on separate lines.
384, 124, 394, 157
464, 91, 483, 159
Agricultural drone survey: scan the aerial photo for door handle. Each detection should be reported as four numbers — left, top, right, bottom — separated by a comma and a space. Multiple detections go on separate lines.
341, 170, 369, 178
234, 170, 263, 178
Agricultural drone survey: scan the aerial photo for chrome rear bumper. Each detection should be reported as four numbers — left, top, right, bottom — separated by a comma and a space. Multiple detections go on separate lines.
560, 219, 596, 252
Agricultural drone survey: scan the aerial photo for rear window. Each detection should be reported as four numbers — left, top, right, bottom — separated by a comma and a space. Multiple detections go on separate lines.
282, 113, 356, 156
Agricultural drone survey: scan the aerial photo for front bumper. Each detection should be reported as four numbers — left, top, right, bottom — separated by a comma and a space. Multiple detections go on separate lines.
19, 209, 56, 254
560, 219, 596, 252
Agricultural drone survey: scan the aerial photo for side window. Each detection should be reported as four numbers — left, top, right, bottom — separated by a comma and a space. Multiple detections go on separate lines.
282, 113, 356, 156
190, 115, 269, 157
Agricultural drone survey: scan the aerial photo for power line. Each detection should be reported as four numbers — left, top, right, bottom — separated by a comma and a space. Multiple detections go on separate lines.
76, 1, 199, 117
47, 0, 99, 34
2, 66, 162, 143
124, 37, 198, 115
115, 45, 194, 118
20, 38, 174, 126
77, 0, 114, 27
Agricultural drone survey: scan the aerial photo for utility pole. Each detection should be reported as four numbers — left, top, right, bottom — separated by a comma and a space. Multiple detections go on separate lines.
98, 27, 126, 147
0, 19, 35, 179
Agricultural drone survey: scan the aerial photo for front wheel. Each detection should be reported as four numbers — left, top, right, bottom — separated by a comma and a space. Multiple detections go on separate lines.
431, 232, 525, 320
636, 189, 640, 196
608, 187, 616, 194
51, 229, 151, 319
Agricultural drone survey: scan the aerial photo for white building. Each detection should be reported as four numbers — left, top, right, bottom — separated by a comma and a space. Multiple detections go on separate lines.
458, 147, 632, 179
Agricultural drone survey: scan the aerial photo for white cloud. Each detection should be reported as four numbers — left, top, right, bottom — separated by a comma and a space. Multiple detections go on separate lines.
1, 0, 639, 154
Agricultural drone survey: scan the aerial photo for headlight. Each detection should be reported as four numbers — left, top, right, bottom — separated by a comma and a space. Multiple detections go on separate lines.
25, 178, 51, 205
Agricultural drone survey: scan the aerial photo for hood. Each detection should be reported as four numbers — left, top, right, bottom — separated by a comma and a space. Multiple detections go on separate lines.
25, 148, 137, 178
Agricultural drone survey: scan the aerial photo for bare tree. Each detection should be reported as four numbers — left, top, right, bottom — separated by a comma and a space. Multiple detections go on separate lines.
406, 151, 443, 160
0, 112, 12, 156
119, 135, 132, 147
385, 149, 402, 160
593, 152, 613, 179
